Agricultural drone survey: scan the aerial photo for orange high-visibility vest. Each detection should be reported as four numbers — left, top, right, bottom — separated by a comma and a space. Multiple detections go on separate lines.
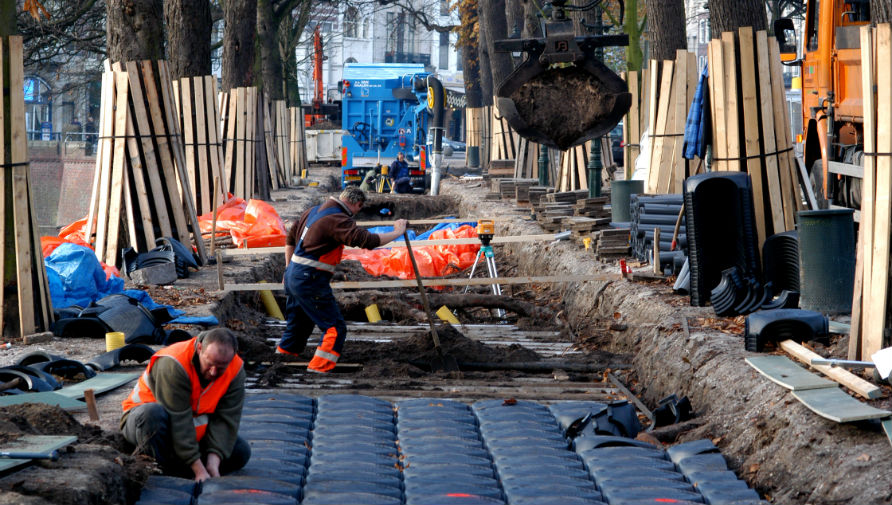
122, 337, 243, 440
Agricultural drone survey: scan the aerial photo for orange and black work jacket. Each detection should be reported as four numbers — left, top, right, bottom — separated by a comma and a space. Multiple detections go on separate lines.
121, 336, 245, 465
286, 197, 381, 272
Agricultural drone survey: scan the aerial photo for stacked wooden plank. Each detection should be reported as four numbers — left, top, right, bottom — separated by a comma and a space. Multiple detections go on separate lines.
563, 217, 602, 238
556, 138, 616, 193
490, 100, 518, 162
272, 100, 293, 186
289, 106, 308, 179
645, 50, 699, 195
466, 107, 483, 166
172, 75, 227, 216
86, 60, 207, 269
220, 86, 259, 199
623, 71, 642, 179
488, 159, 516, 177
596, 229, 631, 258
0, 36, 53, 337
481, 105, 493, 169
852, 24, 888, 360
557, 144, 589, 192
260, 95, 281, 191
706, 27, 801, 248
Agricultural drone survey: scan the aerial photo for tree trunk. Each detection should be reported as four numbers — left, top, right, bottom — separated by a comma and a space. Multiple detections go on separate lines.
873, 0, 892, 24
107, 0, 164, 62
478, 0, 513, 92
0, 0, 14, 36
477, 8, 494, 105
257, 0, 284, 99
708, 0, 766, 35
624, 0, 643, 71
222, 0, 257, 91
522, 0, 543, 38
460, 0, 483, 108
646, 0, 686, 61
165, 0, 212, 79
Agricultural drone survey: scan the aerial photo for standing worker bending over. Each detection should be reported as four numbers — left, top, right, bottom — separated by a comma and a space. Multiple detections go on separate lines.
277, 187, 407, 372
390, 152, 412, 193
121, 328, 249, 482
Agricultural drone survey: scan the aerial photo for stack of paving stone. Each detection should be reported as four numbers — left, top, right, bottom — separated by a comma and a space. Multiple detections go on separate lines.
574, 196, 611, 219
514, 179, 539, 205
545, 189, 590, 205
397, 399, 504, 503
564, 216, 604, 240
131, 393, 763, 505
630, 193, 687, 268
528, 185, 552, 208
596, 228, 631, 258
537, 204, 576, 232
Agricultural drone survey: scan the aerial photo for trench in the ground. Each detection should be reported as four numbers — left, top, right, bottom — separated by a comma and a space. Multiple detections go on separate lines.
211, 195, 623, 389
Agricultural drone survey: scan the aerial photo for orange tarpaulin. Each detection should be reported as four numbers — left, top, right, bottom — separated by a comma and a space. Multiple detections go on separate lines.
198, 197, 287, 248
342, 225, 480, 279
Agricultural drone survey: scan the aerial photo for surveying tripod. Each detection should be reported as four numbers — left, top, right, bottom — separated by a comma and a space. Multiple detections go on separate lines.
377, 164, 394, 193
464, 220, 505, 318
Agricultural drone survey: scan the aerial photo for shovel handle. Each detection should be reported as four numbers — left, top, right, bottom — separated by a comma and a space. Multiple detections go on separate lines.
403, 231, 442, 349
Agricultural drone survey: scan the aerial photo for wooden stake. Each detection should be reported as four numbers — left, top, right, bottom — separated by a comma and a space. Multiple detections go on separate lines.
83, 389, 100, 421
210, 176, 220, 257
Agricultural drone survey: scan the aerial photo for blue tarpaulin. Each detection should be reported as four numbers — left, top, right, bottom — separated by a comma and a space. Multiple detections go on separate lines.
683, 65, 710, 161
46, 244, 217, 326
46, 243, 124, 309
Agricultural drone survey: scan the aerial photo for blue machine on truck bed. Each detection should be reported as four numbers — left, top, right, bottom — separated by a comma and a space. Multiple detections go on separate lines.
339, 63, 446, 192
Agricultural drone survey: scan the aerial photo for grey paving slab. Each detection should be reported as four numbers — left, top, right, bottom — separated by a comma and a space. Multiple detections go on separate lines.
745, 356, 836, 391
792, 387, 892, 422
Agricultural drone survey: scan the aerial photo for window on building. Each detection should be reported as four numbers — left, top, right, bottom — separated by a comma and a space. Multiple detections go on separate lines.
698, 19, 706, 44
456, 48, 462, 71
321, 21, 333, 33
344, 7, 358, 38
439, 32, 450, 70
361, 19, 370, 38
440, 0, 449, 16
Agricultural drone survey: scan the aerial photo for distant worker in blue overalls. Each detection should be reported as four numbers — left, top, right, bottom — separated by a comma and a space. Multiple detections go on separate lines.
277, 187, 407, 372
389, 152, 413, 194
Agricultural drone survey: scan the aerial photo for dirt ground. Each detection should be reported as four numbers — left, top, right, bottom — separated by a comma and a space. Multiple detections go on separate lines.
2, 165, 890, 504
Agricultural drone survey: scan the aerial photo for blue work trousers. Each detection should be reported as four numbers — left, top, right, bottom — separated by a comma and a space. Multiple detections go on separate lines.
278, 263, 347, 356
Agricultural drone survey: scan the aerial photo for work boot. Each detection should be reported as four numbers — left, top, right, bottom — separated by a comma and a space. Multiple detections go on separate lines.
276, 346, 302, 360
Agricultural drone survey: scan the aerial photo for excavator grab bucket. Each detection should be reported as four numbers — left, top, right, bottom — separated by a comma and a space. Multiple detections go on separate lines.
495, 19, 631, 151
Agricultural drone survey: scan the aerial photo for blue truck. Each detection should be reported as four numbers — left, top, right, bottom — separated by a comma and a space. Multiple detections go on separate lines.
339, 63, 446, 193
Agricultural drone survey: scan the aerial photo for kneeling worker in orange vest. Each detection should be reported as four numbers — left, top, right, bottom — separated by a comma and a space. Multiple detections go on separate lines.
121, 328, 249, 482
277, 186, 407, 372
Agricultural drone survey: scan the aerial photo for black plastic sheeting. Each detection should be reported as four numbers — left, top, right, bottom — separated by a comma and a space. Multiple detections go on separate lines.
135, 393, 763, 505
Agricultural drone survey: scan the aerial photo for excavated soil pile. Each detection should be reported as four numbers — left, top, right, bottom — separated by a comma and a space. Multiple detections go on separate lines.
510, 66, 619, 150
359, 194, 461, 222
0, 404, 155, 505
